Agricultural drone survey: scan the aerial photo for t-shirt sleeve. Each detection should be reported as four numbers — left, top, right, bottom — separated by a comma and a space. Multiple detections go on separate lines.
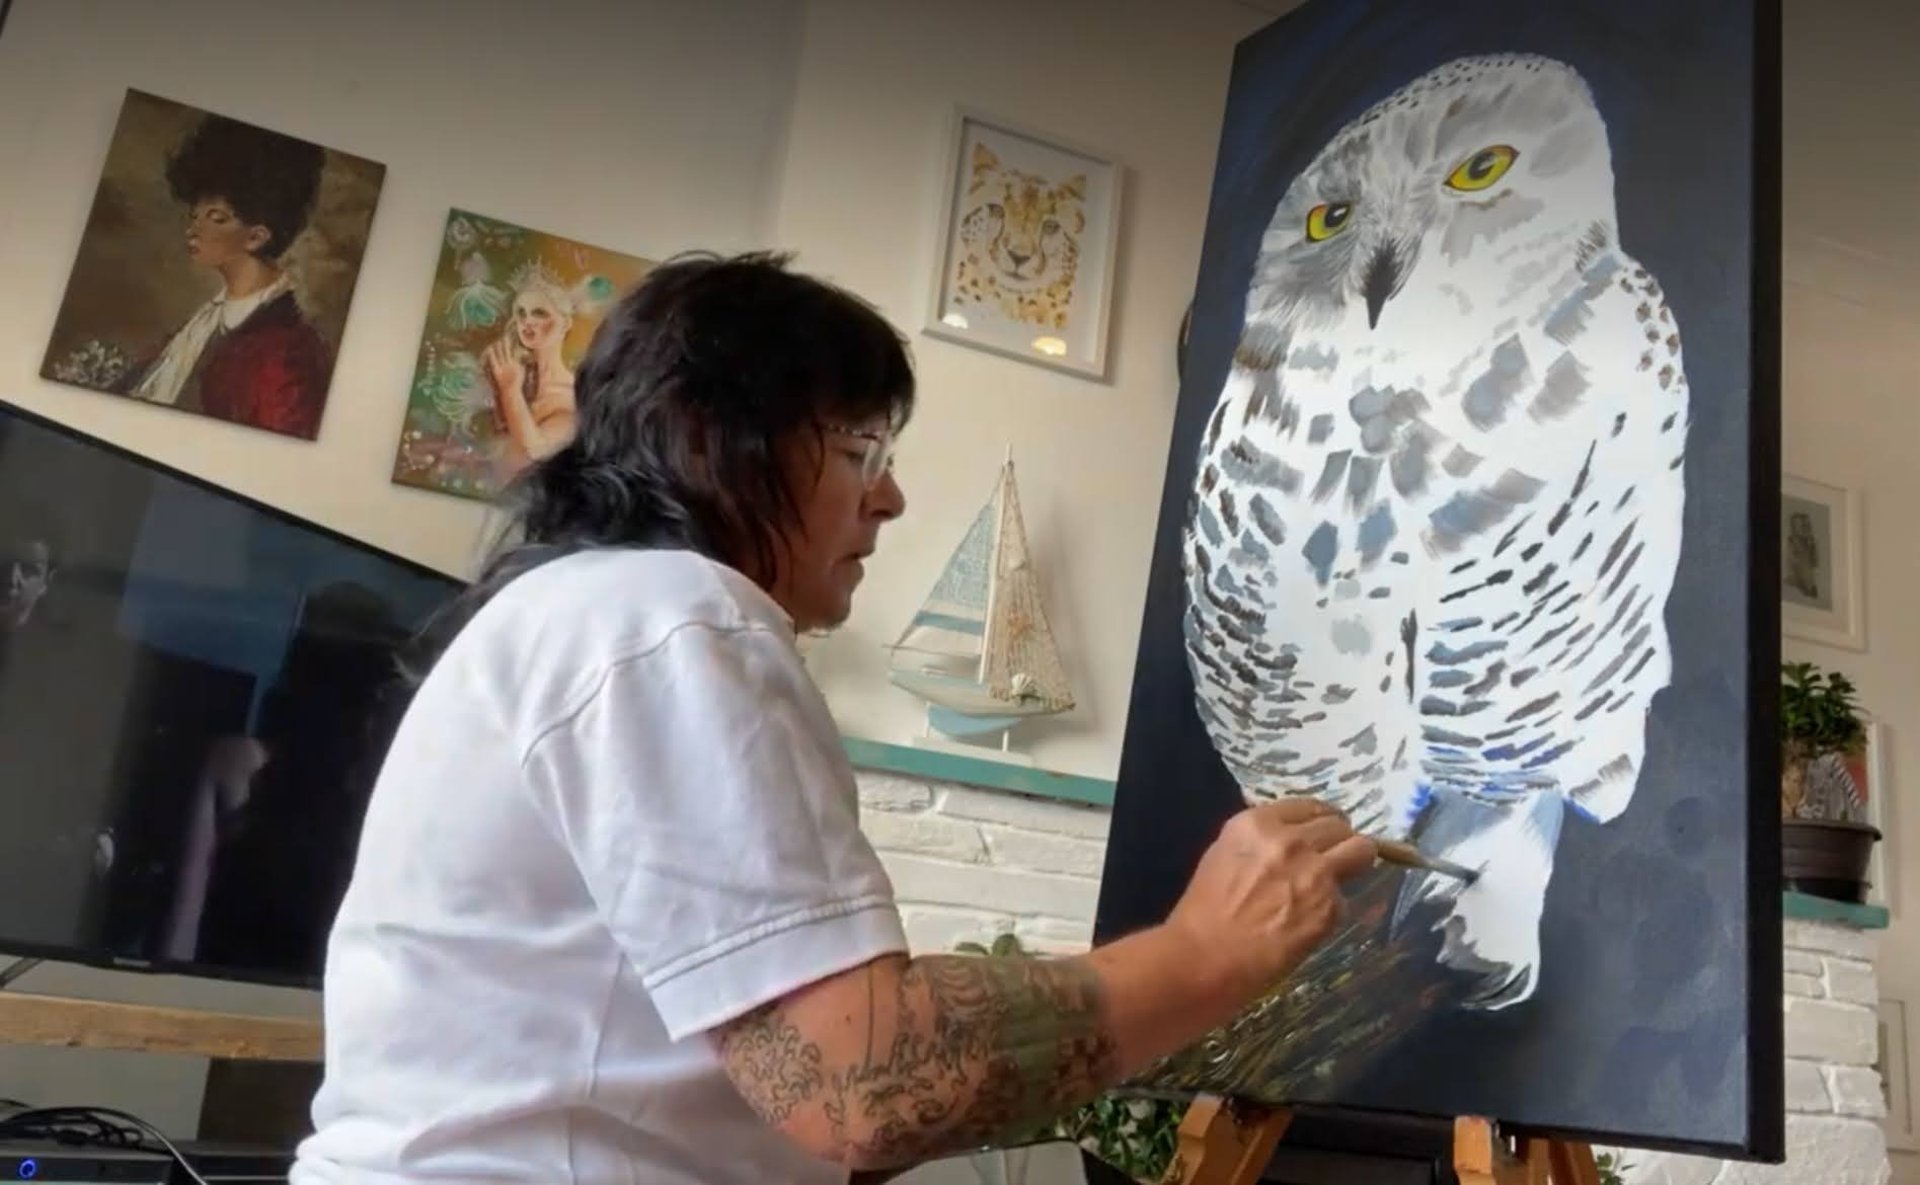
521, 621, 907, 1042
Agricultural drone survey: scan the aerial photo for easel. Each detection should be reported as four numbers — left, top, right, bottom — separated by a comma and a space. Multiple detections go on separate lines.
1165, 1096, 1601, 1185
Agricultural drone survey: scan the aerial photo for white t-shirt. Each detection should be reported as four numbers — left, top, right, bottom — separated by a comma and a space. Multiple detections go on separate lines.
290, 548, 907, 1185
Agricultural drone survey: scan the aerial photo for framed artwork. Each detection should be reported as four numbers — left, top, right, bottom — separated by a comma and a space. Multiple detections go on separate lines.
41, 90, 384, 440
923, 108, 1122, 380
1880, 998, 1915, 1152
390, 210, 656, 502
1782, 474, 1865, 651
1094, 0, 1782, 1165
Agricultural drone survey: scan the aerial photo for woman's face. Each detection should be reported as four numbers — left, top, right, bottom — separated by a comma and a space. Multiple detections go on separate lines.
513, 291, 570, 353
766, 418, 907, 632
185, 198, 270, 270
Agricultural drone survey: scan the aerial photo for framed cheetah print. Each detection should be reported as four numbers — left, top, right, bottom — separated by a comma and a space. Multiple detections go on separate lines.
1090, 0, 1784, 1166
923, 107, 1122, 381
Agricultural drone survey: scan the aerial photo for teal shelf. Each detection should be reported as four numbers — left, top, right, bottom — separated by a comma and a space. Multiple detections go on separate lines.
1783, 890, 1889, 931
841, 736, 1116, 808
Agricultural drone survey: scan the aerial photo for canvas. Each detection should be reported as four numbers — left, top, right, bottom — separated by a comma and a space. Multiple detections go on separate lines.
1094, 0, 1781, 1160
390, 210, 655, 501
41, 90, 383, 441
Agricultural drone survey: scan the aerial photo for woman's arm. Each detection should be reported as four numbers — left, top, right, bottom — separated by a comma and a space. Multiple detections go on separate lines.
716, 926, 1214, 1170
713, 800, 1373, 1171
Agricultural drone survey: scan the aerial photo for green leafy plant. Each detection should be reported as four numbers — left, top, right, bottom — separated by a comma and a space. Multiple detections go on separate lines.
1782, 661, 1866, 757
1781, 661, 1872, 822
952, 932, 1186, 1182
1595, 1149, 1631, 1185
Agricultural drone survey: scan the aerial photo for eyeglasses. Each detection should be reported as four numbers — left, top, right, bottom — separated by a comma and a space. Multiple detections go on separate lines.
824, 424, 896, 488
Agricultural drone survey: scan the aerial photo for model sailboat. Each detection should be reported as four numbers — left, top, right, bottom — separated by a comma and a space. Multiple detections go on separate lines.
887, 451, 1075, 752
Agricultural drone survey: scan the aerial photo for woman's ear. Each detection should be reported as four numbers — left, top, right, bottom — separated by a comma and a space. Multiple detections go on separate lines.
244, 224, 274, 256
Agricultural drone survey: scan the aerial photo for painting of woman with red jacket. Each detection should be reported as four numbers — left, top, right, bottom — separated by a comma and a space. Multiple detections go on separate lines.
42, 90, 384, 441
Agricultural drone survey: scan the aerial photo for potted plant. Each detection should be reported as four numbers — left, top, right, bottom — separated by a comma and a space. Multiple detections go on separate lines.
1781, 661, 1880, 903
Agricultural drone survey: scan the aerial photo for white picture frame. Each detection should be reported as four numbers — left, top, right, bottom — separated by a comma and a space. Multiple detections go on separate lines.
923, 107, 1123, 381
1881, 997, 1916, 1152
1862, 718, 1897, 915
1782, 474, 1865, 651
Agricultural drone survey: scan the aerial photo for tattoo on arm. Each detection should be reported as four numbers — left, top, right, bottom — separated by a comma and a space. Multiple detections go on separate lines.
711, 1002, 825, 1124
716, 955, 1118, 1168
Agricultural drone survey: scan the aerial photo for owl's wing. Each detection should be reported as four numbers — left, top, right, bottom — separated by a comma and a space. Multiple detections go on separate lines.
1409, 249, 1690, 821
1389, 248, 1692, 1008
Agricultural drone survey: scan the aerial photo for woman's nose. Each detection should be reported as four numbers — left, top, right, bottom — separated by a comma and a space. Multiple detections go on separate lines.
868, 471, 906, 521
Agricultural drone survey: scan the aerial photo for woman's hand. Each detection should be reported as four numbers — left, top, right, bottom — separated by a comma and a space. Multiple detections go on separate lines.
1163, 797, 1377, 999
484, 337, 526, 406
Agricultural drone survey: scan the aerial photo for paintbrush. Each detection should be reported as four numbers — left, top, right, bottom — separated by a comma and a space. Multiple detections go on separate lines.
1373, 838, 1480, 885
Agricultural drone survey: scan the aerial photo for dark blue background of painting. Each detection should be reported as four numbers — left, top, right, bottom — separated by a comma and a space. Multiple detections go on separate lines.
1094, 0, 1780, 1159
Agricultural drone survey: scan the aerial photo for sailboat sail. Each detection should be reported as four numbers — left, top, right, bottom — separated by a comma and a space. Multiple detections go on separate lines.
979, 469, 1074, 713
888, 458, 1075, 728
890, 497, 996, 661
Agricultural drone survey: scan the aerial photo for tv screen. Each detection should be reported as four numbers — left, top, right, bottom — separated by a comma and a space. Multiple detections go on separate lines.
0, 401, 461, 987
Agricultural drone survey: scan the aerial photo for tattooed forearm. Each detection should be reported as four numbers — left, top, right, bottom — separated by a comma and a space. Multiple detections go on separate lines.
715, 954, 1118, 1169
715, 1004, 826, 1124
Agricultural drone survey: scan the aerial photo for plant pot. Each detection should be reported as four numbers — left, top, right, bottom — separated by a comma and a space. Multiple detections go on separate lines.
1782, 818, 1881, 904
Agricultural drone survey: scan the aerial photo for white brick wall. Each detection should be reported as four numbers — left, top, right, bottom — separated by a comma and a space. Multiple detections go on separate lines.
856, 770, 1111, 956
1617, 921, 1891, 1185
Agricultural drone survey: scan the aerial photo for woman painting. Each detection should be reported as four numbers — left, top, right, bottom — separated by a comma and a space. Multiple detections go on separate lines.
483, 266, 578, 472
292, 253, 1374, 1184
123, 113, 333, 440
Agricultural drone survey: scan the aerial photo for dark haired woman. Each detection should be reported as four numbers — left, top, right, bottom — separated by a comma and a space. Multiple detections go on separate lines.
291, 253, 1374, 1184
123, 113, 331, 439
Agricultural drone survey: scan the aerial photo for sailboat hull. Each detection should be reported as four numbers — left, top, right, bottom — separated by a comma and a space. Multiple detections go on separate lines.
888, 668, 1064, 720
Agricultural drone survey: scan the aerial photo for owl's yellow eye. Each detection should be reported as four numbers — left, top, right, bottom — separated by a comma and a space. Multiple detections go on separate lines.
1447, 145, 1519, 192
1305, 202, 1353, 242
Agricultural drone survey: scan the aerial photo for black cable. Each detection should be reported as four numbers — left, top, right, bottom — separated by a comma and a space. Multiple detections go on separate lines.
0, 1106, 208, 1185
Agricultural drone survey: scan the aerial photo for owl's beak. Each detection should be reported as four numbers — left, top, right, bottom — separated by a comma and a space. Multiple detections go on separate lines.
1361, 245, 1406, 330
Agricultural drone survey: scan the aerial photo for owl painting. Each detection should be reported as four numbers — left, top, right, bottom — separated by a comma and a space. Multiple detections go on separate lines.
1183, 52, 1689, 1010
1098, 0, 1776, 1157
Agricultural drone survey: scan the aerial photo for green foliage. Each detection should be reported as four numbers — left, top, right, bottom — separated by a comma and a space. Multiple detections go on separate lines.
1053, 1094, 1185, 1182
952, 931, 1028, 959
1782, 661, 1866, 756
1595, 1149, 1631, 1185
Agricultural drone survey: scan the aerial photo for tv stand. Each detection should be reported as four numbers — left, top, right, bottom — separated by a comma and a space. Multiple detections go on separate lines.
0, 991, 320, 1062
0, 985, 322, 1158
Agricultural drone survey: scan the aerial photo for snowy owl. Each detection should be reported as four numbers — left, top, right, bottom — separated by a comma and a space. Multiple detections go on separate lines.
1183, 54, 1689, 1009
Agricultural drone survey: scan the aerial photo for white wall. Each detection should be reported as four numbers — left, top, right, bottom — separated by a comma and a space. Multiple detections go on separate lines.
0, 0, 804, 1136
778, 0, 1265, 781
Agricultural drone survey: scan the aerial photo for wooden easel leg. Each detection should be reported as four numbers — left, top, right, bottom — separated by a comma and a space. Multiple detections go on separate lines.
1545, 1141, 1600, 1185
1455, 1117, 1520, 1185
1454, 1117, 1598, 1185
1164, 1103, 1601, 1185
1164, 1096, 1292, 1185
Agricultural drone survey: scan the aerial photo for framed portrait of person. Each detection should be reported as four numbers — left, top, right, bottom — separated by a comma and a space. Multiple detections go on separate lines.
41, 89, 385, 441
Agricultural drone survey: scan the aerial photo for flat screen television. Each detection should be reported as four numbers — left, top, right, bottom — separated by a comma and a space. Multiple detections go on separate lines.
0, 400, 461, 988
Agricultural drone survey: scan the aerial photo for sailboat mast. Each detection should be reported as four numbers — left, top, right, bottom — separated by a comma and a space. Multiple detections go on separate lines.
975, 448, 1012, 686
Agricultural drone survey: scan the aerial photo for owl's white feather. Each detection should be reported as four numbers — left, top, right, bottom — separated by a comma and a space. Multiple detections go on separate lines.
1183, 54, 1689, 1008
